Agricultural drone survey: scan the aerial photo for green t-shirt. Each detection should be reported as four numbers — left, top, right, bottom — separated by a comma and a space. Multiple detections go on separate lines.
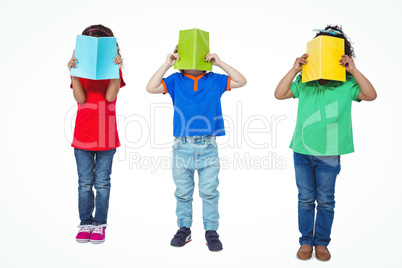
290, 74, 361, 156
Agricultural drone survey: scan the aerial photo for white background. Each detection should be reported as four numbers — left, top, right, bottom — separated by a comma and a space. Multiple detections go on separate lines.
1, 0, 401, 267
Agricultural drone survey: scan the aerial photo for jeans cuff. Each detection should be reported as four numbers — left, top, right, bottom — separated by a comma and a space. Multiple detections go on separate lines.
204, 222, 219, 231
80, 221, 93, 225
178, 220, 192, 228
77, 224, 92, 227
314, 241, 330, 247
299, 240, 314, 247
92, 222, 108, 228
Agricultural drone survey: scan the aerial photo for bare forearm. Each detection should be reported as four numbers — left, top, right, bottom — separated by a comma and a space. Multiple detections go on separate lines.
146, 63, 171, 93
106, 79, 121, 102
275, 68, 298, 100
217, 61, 247, 88
72, 76, 86, 104
350, 69, 377, 101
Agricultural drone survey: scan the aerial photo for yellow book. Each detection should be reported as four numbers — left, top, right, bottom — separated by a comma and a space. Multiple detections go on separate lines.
302, 35, 346, 83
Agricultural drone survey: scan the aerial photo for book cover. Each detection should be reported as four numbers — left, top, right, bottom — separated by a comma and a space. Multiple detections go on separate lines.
174, 28, 212, 71
302, 35, 346, 83
70, 35, 119, 80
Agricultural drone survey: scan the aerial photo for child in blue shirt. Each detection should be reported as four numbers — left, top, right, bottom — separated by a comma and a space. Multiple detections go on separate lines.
147, 47, 246, 251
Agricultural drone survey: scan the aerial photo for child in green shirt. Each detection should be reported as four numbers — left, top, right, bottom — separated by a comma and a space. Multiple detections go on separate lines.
274, 25, 377, 261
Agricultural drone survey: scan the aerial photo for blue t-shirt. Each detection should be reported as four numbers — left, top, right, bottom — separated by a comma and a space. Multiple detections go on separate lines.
162, 72, 231, 137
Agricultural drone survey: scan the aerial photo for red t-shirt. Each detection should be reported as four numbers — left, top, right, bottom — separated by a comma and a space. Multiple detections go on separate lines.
70, 69, 126, 151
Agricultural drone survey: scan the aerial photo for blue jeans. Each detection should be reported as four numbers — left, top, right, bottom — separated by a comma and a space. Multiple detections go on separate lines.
293, 152, 341, 247
74, 148, 116, 226
172, 135, 220, 231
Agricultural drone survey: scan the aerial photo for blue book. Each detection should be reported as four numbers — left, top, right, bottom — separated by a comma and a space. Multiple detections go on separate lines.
70, 35, 119, 80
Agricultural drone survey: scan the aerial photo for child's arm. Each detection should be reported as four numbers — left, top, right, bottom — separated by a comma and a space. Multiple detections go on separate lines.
146, 53, 180, 94
105, 55, 124, 102
71, 77, 86, 104
68, 50, 86, 104
274, 54, 308, 100
105, 79, 121, 102
339, 55, 377, 101
205, 53, 247, 88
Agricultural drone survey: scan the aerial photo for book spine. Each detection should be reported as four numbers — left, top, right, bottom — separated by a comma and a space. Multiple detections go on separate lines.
194, 29, 197, 69
319, 37, 322, 78
95, 38, 99, 79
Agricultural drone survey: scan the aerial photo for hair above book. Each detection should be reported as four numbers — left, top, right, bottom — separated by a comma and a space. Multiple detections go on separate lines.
314, 25, 355, 59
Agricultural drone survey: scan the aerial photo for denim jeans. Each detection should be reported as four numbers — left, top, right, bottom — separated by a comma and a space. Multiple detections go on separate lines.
74, 148, 116, 226
172, 135, 220, 231
293, 151, 341, 247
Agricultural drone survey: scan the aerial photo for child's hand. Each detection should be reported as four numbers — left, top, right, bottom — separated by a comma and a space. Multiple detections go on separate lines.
114, 55, 124, 69
205, 53, 222, 66
293, 54, 308, 72
67, 50, 78, 71
339, 55, 356, 73
165, 53, 180, 67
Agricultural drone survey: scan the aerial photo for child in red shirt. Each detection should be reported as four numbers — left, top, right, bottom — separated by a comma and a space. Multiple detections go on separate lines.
67, 24, 125, 244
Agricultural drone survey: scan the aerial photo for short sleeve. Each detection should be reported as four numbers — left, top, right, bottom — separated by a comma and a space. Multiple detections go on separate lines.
290, 74, 302, 98
162, 73, 178, 96
119, 69, 126, 88
70, 76, 73, 89
69, 76, 83, 89
347, 75, 361, 102
208, 72, 230, 95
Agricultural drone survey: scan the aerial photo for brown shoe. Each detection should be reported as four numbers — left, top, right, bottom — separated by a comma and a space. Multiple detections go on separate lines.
315, 246, 331, 261
296, 244, 313, 260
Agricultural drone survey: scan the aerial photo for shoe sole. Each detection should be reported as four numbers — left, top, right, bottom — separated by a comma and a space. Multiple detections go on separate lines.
76, 239, 90, 243
171, 239, 192, 247
315, 253, 331, 262
295, 254, 312, 261
90, 239, 105, 244
295, 250, 313, 260
206, 243, 223, 252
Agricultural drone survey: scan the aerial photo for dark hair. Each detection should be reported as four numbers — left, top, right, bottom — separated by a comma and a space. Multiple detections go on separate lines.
82, 24, 121, 56
82, 24, 114, 37
315, 25, 355, 58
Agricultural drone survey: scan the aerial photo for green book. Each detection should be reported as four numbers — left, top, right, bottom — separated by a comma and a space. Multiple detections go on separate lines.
174, 28, 212, 71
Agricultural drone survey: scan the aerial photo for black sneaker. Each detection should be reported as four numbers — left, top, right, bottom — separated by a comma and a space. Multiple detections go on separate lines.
205, 230, 223, 251
170, 227, 192, 247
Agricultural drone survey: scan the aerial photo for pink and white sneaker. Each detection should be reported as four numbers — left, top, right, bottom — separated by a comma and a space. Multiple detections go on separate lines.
90, 225, 106, 244
76, 225, 93, 243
